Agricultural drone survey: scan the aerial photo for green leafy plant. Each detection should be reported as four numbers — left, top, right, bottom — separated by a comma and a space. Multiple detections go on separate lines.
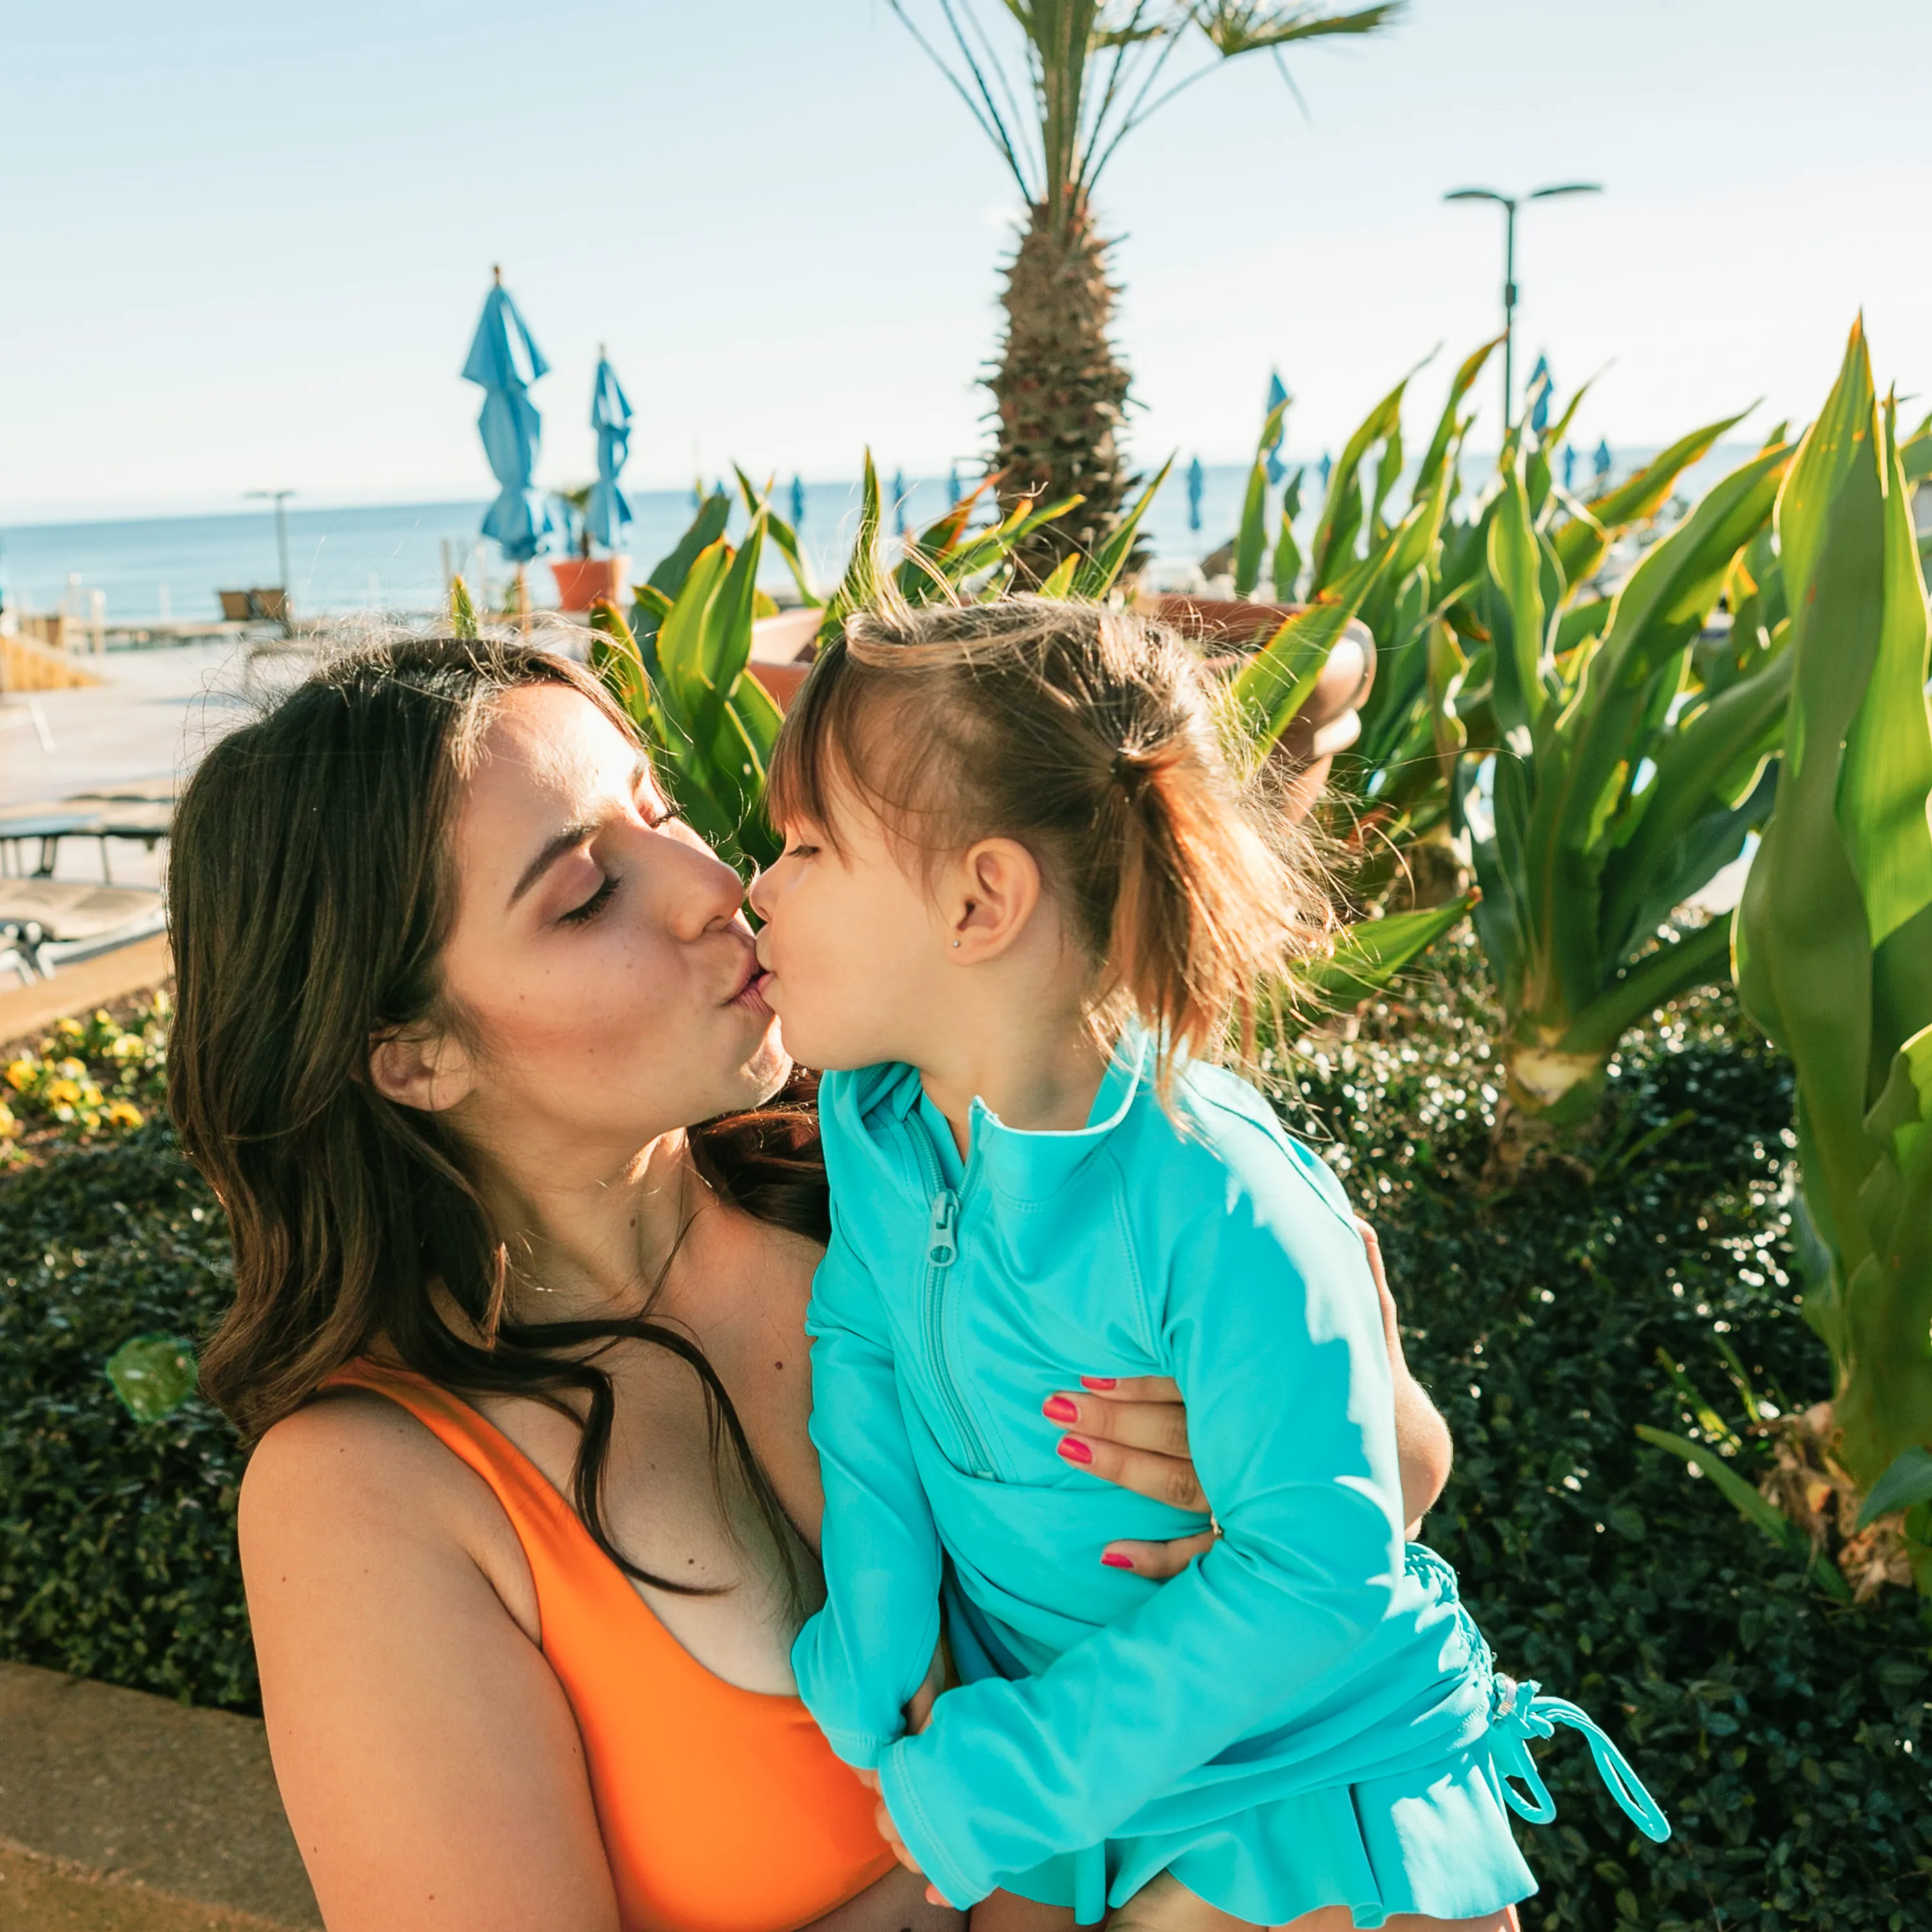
589, 455, 1162, 868
1727, 318, 1932, 1598
1457, 427, 1793, 1142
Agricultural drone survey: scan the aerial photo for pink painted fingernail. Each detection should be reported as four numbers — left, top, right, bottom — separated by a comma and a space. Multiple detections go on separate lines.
1080, 1376, 1118, 1391
1043, 1395, 1079, 1423
1101, 1551, 1135, 1570
1057, 1436, 1093, 1465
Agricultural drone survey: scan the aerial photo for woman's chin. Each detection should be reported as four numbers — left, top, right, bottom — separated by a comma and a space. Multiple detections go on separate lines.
743, 1019, 793, 1101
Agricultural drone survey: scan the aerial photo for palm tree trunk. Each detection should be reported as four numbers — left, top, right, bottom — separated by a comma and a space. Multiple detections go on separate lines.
989, 196, 1133, 585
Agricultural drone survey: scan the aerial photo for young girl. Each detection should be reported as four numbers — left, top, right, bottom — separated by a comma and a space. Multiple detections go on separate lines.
746, 597, 1667, 1932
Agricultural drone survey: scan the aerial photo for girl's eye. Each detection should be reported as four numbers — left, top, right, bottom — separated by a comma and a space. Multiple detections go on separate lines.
561, 873, 619, 925
783, 841, 819, 862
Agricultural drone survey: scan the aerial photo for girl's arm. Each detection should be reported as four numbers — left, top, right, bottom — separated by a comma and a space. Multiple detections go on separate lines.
1050, 1218, 1451, 1571
791, 1202, 949, 1767
874, 1153, 1431, 1909
240, 1394, 622, 1932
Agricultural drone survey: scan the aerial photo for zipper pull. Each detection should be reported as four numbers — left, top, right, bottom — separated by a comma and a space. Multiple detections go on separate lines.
926, 1189, 959, 1267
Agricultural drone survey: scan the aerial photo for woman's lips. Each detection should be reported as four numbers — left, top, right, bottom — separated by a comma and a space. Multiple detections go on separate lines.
727, 952, 774, 1014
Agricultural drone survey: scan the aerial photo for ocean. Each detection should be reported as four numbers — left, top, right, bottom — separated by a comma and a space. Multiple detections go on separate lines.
0, 447, 1738, 630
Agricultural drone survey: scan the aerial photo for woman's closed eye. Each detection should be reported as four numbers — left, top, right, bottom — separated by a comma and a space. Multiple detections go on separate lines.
560, 871, 619, 924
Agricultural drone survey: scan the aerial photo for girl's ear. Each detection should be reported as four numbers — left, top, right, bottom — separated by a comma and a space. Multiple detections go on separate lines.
946, 837, 1043, 961
367, 1023, 478, 1114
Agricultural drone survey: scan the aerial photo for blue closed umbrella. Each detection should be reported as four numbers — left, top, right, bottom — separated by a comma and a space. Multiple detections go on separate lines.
790, 475, 807, 527
947, 466, 963, 507
1526, 354, 1553, 437
585, 348, 634, 552
1317, 451, 1333, 489
1186, 456, 1204, 533
892, 469, 908, 536
1264, 370, 1290, 485
1561, 443, 1577, 491
1594, 437, 1613, 486
462, 269, 554, 564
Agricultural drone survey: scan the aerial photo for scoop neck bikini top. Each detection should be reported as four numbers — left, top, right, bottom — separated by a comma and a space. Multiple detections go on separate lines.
322, 1359, 895, 1932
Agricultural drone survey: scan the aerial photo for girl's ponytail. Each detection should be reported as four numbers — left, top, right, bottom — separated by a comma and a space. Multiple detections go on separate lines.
766, 596, 1330, 1093
1106, 723, 1308, 1081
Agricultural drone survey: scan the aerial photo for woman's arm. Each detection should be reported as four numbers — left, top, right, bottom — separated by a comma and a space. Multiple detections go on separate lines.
240, 1394, 621, 1932
1050, 1217, 1452, 1569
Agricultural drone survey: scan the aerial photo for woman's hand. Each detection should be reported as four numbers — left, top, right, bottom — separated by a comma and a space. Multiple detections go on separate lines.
1043, 1218, 1453, 1570
1041, 1376, 1211, 1579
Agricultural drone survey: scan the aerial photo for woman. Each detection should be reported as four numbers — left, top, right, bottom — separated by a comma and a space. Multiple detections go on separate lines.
167, 636, 1452, 1932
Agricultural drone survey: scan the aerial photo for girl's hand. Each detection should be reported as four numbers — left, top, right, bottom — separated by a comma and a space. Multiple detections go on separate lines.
1045, 1218, 1454, 1569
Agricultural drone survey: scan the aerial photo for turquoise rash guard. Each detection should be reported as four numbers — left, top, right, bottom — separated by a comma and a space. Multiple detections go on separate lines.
792, 1040, 1667, 1927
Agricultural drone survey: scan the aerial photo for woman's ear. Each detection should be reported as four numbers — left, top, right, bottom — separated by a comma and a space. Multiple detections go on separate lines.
367, 1024, 477, 1114
947, 837, 1043, 961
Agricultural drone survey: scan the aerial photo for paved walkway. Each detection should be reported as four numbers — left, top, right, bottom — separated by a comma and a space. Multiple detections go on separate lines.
1, 643, 253, 893
0, 1665, 317, 1931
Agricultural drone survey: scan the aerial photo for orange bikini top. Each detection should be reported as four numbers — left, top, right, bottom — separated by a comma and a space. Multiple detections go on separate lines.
323, 1361, 895, 1932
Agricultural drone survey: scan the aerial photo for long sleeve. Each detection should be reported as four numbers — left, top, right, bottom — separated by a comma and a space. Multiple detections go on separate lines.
790, 1195, 947, 1770
875, 1137, 1416, 1908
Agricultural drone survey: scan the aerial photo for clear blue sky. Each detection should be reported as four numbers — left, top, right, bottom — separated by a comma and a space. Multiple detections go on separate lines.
3, 0, 1927, 520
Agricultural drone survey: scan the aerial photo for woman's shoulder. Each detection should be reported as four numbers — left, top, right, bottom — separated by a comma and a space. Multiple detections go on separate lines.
240, 1382, 538, 1638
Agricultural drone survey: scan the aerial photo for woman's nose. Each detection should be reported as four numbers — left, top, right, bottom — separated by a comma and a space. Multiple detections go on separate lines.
663, 826, 752, 937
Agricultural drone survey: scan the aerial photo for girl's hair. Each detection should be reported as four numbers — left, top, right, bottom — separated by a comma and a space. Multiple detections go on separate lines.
168, 634, 817, 1602
764, 596, 1329, 1084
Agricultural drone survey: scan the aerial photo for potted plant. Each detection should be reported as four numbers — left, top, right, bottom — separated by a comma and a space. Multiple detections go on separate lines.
549, 484, 630, 611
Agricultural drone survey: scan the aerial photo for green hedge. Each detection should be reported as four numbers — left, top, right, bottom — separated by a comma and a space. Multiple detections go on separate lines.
0, 1124, 250, 1707
1285, 945, 1931, 1932
1, 951, 1927, 1927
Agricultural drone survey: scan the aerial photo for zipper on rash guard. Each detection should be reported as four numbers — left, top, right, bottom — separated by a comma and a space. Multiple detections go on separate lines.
907, 1130, 996, 1480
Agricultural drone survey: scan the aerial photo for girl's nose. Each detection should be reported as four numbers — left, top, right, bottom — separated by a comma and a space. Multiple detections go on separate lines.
746, 863, 772, 923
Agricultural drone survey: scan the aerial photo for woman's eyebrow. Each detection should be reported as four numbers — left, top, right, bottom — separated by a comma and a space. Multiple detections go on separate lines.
508, 820, 600, 908
507, 755, 657, 907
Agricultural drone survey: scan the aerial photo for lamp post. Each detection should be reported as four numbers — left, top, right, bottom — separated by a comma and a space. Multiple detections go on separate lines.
244, 488, 296, 625
1444, 182, 1601, 432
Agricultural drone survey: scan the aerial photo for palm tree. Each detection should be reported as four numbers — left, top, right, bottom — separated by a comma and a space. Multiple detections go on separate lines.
890, 1, 1401, 580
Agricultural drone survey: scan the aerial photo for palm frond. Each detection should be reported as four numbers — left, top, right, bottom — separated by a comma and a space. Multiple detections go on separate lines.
1190, 1, 1404, 55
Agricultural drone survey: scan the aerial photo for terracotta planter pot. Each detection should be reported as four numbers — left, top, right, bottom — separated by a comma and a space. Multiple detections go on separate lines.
550, 556, 630, 612
1143, 595, 1376, 823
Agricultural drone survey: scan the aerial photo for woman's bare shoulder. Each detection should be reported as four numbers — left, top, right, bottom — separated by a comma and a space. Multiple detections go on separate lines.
240, 1386, 537, 1639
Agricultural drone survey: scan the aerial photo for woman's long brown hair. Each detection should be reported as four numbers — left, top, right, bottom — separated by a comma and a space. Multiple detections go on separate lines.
168, 634, 818, 1600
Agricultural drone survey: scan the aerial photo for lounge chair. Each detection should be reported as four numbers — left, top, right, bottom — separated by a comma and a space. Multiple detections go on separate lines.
0, 788, 174, 882
0, 878, 166, 985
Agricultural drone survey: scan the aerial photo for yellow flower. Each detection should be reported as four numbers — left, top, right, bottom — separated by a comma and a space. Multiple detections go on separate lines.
45, 1078, 82, 1106
55, 1057, 87, 1081
0, 1103, 17, 1140
109, 1033, 149, 1061
105, 1100, 144, 1130
55, 1017, 83, 1039
4, 1059, 34, 1093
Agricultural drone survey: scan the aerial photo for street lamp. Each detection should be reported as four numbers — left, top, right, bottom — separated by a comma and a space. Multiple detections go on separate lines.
244, 488, 296, 623
1444, 182, 1602, 433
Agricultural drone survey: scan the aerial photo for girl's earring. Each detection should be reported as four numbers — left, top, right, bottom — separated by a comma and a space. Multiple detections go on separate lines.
951, 939, 961, 949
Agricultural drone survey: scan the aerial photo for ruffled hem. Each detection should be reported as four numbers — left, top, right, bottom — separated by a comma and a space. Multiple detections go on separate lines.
999, 1746, 1536, 1929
